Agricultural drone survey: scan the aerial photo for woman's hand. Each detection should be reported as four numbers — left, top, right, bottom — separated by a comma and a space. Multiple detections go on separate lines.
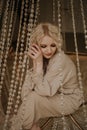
28, 44, 43, 73
28, 44, 42, 61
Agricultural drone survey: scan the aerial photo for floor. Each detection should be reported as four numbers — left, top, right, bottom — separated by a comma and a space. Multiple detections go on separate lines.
39, 103, 87, 130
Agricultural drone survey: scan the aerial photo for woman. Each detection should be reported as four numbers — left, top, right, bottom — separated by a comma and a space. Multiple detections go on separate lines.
10, 23, 83, 130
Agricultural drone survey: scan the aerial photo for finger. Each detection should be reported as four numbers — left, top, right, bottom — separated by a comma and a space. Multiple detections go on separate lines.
28, 52, 36, 59
32, 44, 41, 51
30, 46, 38, 53
28, 50, 36, 56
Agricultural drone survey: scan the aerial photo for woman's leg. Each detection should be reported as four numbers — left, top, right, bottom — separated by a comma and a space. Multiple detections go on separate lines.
10, 91, 62, 130
10, 92, 36, 130
22, 92, 78, 130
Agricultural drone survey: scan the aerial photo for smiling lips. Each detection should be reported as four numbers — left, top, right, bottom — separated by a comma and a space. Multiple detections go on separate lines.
46, 53, 52, 56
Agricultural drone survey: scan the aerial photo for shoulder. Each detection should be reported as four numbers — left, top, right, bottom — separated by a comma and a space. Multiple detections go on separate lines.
49, 51, 70, 66
47, 51, 65, 71
55, 51, 74, 63
48, 51, 76, 71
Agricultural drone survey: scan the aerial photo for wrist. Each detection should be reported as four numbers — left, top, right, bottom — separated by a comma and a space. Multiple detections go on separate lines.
33, 58, 43, 73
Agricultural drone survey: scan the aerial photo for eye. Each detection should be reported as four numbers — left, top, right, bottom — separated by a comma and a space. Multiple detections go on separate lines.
40, 44, 47, 48
51, 43, 56, 47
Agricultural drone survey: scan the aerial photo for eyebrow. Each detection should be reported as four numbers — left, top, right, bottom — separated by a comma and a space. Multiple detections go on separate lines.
40, 43, 47, 45
40, 42, 56, 45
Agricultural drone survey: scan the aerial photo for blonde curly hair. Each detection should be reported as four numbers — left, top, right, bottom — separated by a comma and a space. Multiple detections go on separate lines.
30, 23, 63, 51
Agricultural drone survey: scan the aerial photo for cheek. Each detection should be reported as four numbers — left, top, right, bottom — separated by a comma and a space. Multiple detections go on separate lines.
40, 48, 46, 54
52, 48, 57, 53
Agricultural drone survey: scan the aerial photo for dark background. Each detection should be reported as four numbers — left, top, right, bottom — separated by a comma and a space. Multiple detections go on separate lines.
0, 0, 87, 54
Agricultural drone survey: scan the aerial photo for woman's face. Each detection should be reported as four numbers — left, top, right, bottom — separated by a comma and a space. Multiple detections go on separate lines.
39, 35, 57, 59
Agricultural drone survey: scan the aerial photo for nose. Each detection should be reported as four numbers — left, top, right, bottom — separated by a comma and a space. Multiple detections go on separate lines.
47, 47, 52, 53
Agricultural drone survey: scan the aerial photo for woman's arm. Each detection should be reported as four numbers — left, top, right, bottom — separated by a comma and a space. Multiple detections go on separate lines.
28, 44, 65, 97
32, 63, 63, 96
32, 53, 78, 96
32, 53, 65, 96
21, 43, 43, 100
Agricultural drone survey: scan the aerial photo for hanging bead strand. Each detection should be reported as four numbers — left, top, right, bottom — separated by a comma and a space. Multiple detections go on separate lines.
7, 0, 24, 113
12, 1, 36, 129
25, 0, 35, 71
57, 3, 65, 128
57, 0, 62, 52
59, 67, 69, 130
14, 0, 40, 113
3, 1, 25, 130
53, 0, 56, 24
80, 0, 87, 49
13, 0, 29, 114
7, 1, 26, 129
59, 1, 69, 130
70, 0, 87, 128
0, 0, 10, 96
0, 0, 14, 101
2, 1, 16, 129
12, 0, 36, 123
52, 1, 69, 130
70, 0, 84, 105
33, 0, 40, 27
0, 0, 3, 18
7, 0, 24, 114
